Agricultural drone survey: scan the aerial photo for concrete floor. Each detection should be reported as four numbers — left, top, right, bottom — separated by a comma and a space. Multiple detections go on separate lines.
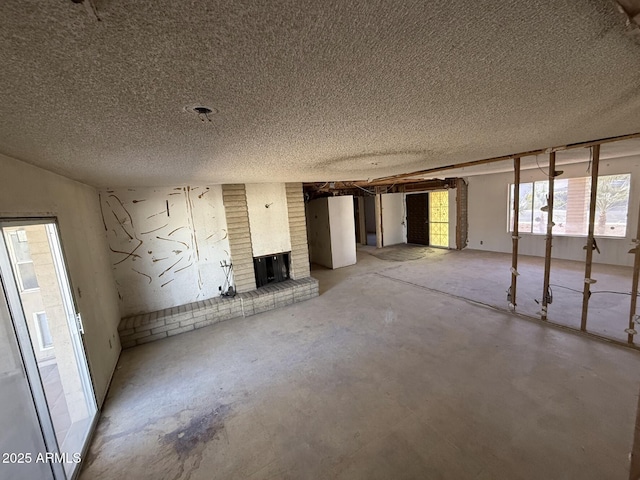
81, 247, 640, 479
363, 245, 636, 344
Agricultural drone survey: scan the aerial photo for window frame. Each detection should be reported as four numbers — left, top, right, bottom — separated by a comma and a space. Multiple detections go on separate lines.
5, 230, 40, 292
507, 173, 631, 239
33, 311, 53, 351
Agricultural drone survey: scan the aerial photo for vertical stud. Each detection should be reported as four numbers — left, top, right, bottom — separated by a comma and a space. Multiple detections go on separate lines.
510, 157, 521, 309
581, 145, 600, 331
541, 152, 555, 321
375, 192, 383, 249
628, 201, 640, 343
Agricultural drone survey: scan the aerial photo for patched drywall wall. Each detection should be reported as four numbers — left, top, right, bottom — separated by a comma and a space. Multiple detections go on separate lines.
467, 155, 640, 266
0, 153, 120, 407
381, 193, 406, 246
245, 183, 292, 257
328, 196, 357, 268
100, 186, 231, 316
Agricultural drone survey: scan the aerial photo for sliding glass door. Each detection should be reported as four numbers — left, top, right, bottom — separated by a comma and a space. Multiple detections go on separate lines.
0, 219, 97, 479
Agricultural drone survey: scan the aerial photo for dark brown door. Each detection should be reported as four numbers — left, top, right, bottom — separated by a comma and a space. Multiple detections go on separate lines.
406, 193, 429, 245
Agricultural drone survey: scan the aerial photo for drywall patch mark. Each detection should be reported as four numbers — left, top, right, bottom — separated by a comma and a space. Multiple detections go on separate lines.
147, 210, 168, 219
156, 236, 190, 249
175, 263, 193, 274
132, 268, 152, 284
109, 244, 142, 265
112, 211, 134, 239
98, 193, 108, 231
159, 258, 183, 277
109, 194, 135, 229
140, 223, 168, 235
206, 229, 228, 242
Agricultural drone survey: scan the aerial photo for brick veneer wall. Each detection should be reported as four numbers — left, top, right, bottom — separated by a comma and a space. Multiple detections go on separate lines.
222, 184, 256, 293
285, 183, 311, 279
118, 277, 319, 348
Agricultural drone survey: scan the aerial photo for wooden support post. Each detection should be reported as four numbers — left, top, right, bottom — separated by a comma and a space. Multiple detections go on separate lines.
375, 192, 383, 248
630, 384, 640, 480
628, 201, 640, 344
357, 196, 367, 245
581, 145, 600, 331
510, 157, 521, 308
541, 152, 555, 321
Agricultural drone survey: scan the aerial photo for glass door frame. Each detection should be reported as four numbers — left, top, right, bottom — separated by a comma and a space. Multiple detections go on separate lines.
0, 217, 98, 480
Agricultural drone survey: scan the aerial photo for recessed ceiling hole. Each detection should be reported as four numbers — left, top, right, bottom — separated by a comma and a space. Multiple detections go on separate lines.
185, 105, 216, 122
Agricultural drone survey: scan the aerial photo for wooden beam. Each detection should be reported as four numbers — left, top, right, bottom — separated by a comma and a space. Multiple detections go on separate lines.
628, 198, 640, 344
510, 157, 521, 309
581, 145, 600, 331
373, 132, 640, 183
541, 152, 556, 321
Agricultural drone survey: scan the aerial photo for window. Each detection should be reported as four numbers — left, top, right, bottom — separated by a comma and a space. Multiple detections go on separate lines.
6, 229, 39, 291
34, 312, 53, 350
509, 173, 631, 237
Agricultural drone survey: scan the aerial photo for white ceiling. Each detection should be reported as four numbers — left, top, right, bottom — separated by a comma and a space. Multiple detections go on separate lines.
0, 1, 639, 187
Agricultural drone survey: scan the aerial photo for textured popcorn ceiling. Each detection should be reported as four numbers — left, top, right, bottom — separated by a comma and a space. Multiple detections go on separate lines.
0, 1, 639, 187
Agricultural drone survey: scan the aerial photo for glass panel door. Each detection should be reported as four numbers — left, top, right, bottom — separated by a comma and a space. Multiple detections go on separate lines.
0, 220, 97, 479
0, 273, 55, 480
429, 191, 449, 247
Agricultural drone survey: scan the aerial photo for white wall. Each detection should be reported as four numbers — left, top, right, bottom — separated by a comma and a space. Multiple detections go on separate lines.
306, 198, 333, 268
467, 155, 640, 266
328, 196, 357, 268
245, 183, 292, 257
381, 193, 406, 246
305, 196, 356, 269
0, 153, 120, 407
100, 186, 231, 317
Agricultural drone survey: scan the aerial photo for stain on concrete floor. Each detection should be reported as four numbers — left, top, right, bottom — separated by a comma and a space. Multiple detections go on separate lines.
160, 405, 231, 480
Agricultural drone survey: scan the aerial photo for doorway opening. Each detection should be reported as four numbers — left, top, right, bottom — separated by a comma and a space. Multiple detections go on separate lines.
406, 191, 449, 247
